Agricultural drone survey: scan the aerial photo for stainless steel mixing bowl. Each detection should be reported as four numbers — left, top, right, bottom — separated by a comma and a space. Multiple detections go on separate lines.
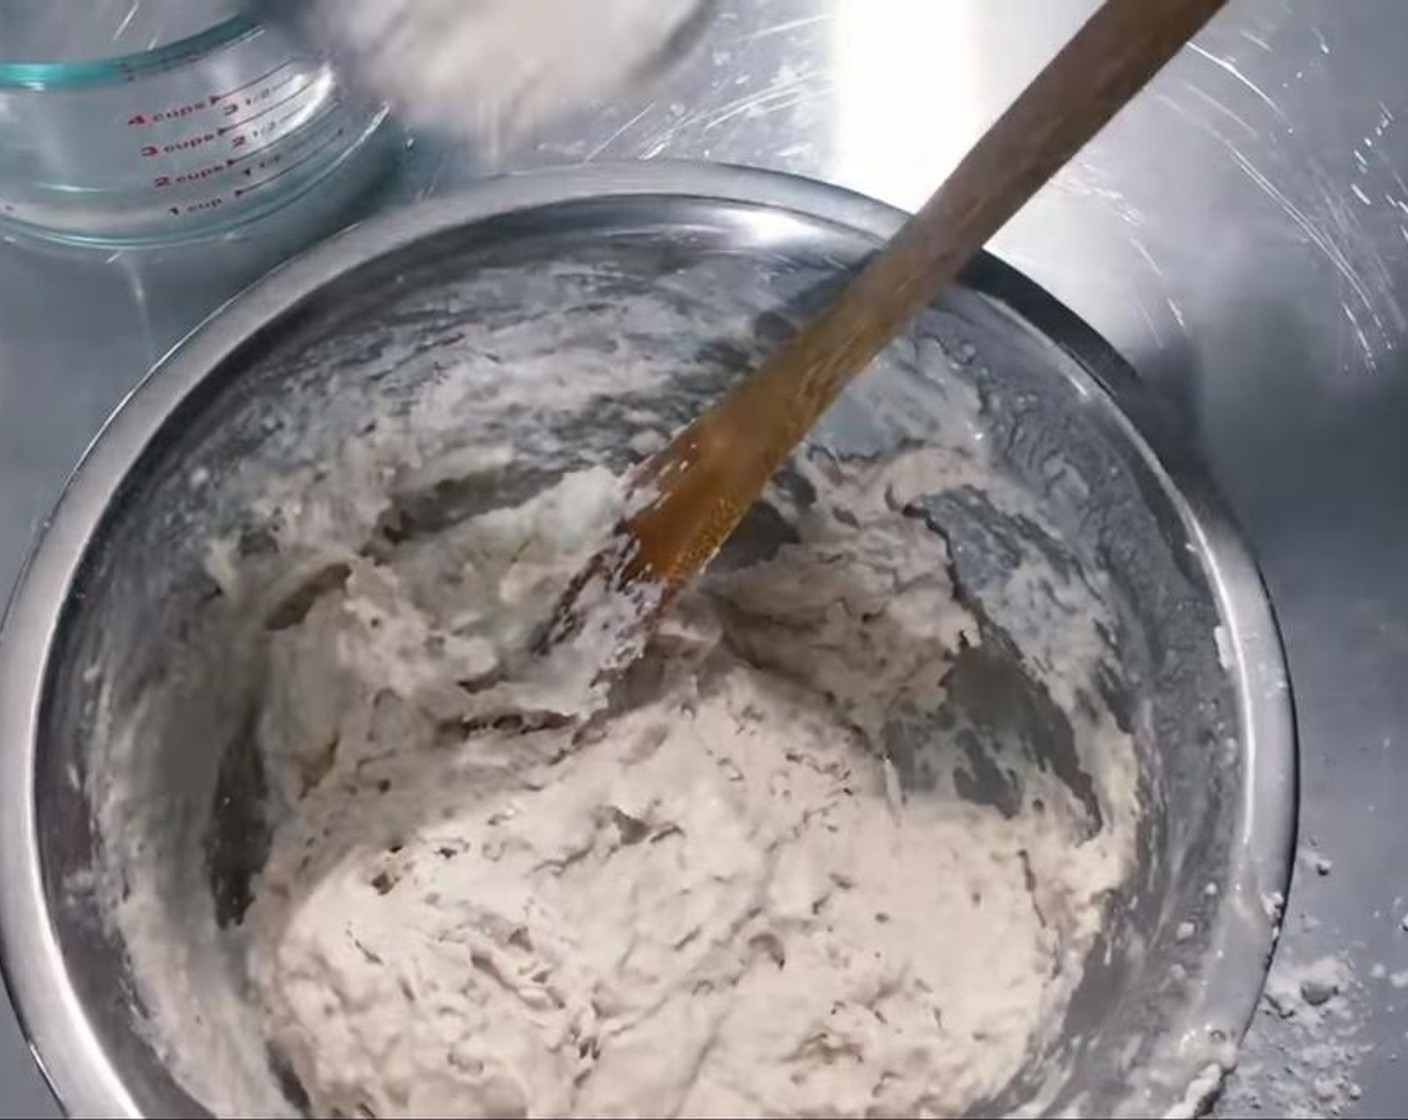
0, 162, 1295, 1117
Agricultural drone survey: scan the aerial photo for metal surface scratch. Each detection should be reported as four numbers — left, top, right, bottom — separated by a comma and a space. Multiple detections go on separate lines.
720, 13, 832, 45
1135, 298, 1165, 349
1158, 88, 1399, 371
1129, 234, 1165, 280
1180, 80, 1257, 137
1166, 297, 1187, 331
114, 1, 140, 41
1318, 161, 1406, 334
1052, 160, 1146, 230
1340, 298, 1377, 372
1226, 145, 1377, 325
699, 69, 830, 132
1369, 145, 1404, 201
1129, 235, 1188, 337
1187, 42, 1291, 123
583, 104, 656, 163
638, 135, 672, 160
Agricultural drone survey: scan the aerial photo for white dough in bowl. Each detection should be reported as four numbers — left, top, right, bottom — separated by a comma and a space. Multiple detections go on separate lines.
94, 264, 1144, 1117
234, 451, 1136, 1117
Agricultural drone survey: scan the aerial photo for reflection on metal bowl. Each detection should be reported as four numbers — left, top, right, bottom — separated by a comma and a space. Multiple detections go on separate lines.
0, 163, 1294, 1116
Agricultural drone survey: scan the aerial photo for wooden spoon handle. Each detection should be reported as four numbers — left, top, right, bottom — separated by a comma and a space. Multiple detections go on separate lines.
627, 0, 1224, 592
549, 0, 1225, 659
748, 0, 1226, 439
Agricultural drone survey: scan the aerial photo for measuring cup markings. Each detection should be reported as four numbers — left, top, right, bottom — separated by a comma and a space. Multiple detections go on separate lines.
140, 133, 219, 158
161, 101, 351, 216
0, 15, 388, 243
232, 124, 348, 200
221, 77, 321, 139
208, 59, 297, 105
135, 74, 333, 211
128, 66, 320, 160
128, 101, 201, 124
152, 163, 226, 188
168, 196, 225, 216
233, 122, 348, 199
229, 99, 345, 167
123, 65, 296, 127
224, 70, 305, 111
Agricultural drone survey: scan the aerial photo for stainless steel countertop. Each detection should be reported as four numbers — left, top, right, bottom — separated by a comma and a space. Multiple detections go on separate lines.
4, 1, 1407, 1114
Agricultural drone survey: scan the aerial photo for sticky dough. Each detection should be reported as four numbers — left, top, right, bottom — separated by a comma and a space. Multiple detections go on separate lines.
240, 447, 1136, 1118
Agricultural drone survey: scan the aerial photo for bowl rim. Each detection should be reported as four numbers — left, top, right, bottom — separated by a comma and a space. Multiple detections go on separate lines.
0, 159, 1296, 1117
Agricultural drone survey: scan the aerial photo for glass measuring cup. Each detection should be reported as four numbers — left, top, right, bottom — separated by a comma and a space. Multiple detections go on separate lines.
0, 0, 392, 247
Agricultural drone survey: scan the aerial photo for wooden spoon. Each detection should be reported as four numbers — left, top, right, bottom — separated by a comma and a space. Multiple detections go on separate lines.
544, 0, 1225, 671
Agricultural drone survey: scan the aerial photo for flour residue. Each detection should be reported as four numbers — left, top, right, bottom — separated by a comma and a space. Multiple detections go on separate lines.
1218, 950, 1366, 1118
